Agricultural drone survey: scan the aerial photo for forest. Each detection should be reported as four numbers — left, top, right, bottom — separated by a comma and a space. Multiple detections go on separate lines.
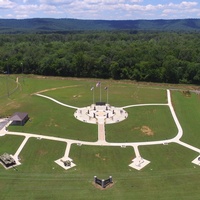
1, 31, 200, 84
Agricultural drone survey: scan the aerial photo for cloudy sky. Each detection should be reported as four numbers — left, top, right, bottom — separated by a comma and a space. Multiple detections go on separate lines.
0, 0, 200, 20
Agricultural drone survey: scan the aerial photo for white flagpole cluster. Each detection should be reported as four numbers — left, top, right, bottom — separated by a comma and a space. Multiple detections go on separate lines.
91, 82, 109, 104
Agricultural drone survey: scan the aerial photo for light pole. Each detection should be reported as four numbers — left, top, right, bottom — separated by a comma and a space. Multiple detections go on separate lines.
104, 87, 108, 103
91, 86, 94, 104
21, 62, 24, 82
6, 60, 9, 97
96, 82, 101, 102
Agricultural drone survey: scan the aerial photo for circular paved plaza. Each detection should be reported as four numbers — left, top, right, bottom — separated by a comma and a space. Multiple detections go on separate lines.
74, 103, 128, 124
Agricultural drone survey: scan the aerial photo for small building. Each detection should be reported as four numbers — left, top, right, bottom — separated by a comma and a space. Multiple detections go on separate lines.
0, 153, 16, 168
10, 112, 29, 126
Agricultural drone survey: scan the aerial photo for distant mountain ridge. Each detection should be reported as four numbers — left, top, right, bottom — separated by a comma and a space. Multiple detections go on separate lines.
0, 18, 200, 33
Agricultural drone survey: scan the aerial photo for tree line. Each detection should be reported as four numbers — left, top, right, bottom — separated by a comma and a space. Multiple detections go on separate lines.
1, 31, 200, 84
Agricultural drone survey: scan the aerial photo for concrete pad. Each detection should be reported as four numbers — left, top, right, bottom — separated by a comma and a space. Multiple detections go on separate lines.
12, 155, 22, 166
192, 156, 200, 166
129, 157, 150, 170
0, 132, 6, 137
55, 157, 76, 170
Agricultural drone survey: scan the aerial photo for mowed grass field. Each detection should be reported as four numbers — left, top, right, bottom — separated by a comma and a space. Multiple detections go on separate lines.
0, 76, 18, 98
106, 106, 177, 142
0, 75, 200, 200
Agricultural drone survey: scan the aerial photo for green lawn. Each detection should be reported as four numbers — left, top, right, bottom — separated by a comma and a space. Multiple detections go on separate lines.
171, 91, 200, 147
0, 143, 199, 200
70, 145, 134, 174
0, 75, 17, 98
18, 138, 66, 173
8, 97, 98, 141
0, 76, 200, 200
106, 105, 177, 142
43, 82, 167, 107
0, 135, 24, 155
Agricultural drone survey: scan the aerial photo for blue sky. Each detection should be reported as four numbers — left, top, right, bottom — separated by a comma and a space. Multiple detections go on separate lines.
0, 0, 200, 19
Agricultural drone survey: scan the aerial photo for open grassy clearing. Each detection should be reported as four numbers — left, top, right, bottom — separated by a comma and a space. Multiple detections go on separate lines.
0, 135, 24, 155
139, 143, 199, 170
0, 75, 86, 116
1, 142, 199, 200
0, 76, 17, 98
8, 76, 168, 142
0, 75, 200, 199
18, 138, 67, 173
171, 90, 200, 147
8, 98, 98, 141
70, 145, 134, 174
43, 82, 167, 107
106, 106, 177, 142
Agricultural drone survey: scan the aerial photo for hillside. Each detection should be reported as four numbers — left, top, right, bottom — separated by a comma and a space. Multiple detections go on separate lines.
0, 18, 200, 33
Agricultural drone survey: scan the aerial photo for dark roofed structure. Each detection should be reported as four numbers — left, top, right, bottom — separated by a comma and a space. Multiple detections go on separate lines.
96, 102, 106, 106
10, 112, 29, 126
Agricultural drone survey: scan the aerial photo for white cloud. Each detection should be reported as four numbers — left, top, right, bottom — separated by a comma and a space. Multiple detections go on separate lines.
168, 1, 198, 9
39, 4, 57, 11
84, 0, 102, 4
162, 1, 199, 17
14, 3, 59, 16
0, 0, 200, 19
39, 0, 74, 5
16, 14, 29, 19
130, 0, 143, 3
6, 13, 14, 18
180, 1, 198, 8
103, 0, 123, 5
0, 0, 16, 9
59, 1, 199, 20
15, 4, 38, 14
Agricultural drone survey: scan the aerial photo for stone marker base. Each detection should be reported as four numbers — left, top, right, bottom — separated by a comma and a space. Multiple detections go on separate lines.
129, 157, 150, 170
192, 156, 200, 166
55, 157, 76, 170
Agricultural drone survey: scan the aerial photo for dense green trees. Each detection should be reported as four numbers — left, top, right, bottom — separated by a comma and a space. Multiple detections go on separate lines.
1, 31, 200, 84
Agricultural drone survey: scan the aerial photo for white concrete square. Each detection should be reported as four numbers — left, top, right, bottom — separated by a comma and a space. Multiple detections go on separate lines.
129, 157, 150, 170
55, 157, 76, 170
192, 156, 200, 166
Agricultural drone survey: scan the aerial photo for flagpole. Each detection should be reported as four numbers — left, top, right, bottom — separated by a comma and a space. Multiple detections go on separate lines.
96, 82, 101, 102
100, 84, 101, 102
91, 86, 95, 104
107, 87, 108, 104
104, 87, 108, 104
93, 87, 95, 104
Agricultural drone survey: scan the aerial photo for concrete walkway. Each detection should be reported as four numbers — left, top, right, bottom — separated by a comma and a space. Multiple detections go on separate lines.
0, 89, 200, 170
98, 123, 106, 143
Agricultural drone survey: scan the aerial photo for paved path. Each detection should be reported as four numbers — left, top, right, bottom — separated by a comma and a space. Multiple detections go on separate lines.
98, 123, 106, 142
0, 89, 200, 170
13, 136, 29, 159
35, 93, 78, 109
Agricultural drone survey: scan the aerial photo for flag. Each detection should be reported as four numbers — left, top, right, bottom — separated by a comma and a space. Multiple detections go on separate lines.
96, 82, 101, 87
104, 87, 108, 90
91, 86, 94, 91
